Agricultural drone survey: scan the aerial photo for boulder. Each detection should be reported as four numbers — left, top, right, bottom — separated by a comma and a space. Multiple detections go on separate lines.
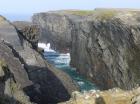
60, 87, 140, 104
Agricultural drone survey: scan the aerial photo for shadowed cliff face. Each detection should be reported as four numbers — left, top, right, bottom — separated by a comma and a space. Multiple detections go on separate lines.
32, 9, 140, 90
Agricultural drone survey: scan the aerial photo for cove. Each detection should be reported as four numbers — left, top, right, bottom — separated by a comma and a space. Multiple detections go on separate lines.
38, 43, 99, 91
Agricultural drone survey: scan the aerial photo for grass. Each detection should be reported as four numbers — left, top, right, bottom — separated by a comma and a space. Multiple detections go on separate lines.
63, 10, 117, 20
96, 10, 117, 20
0, 60, 7, 67
63, 10, 95, 16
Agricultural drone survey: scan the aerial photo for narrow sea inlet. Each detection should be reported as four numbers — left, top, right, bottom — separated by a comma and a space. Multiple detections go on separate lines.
39, 43, 99, 91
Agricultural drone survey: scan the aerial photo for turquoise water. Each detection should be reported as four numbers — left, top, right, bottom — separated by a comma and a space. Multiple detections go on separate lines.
43, 52, 99, 91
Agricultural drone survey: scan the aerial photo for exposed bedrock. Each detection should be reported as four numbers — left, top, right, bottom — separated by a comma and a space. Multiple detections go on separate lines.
0, 16, 22, 50
32, 9, 140, 90
60, 87, 140, 104
0, 42, 33, 104
0, 16, 79, 104
13, 21, 40, 47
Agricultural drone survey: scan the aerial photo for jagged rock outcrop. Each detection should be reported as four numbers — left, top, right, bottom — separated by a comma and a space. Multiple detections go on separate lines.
60, 87, 140, 104
0, 16, 79, 104
13, 21, 40, 47
0, 16, 33, 89
0, 16, 22, 50
0, 42, 33, 104
32, 9, 140, 90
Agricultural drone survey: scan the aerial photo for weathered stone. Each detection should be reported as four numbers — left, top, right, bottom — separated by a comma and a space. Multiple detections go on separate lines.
0, 43, 33, 104
0, 16, 22, 50
60, 87, 140, 104
13, 21, 41, 46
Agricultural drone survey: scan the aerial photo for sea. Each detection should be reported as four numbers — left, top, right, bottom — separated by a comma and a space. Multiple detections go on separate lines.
38, 43, 99, 91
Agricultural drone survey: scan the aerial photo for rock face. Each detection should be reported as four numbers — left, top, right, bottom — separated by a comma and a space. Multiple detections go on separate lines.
13, 21, 40, 47
32, 10, 96, 51
0, 42, 33, 104
0, 16, 22, 50
0, 16, 79, 104
60, 87, 140, 104
70, 10, 140, 90
32, 12, 74, 51
32, 9, 140, 90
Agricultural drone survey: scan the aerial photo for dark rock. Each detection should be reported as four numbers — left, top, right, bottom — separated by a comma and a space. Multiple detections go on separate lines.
0, 41, 33, 104
0, 41, 32, 88
13, 21, 41, 47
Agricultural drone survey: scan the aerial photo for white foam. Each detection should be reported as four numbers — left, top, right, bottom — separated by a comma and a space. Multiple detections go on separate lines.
38, 43, 47, 49
78, 81, 85, 86
38, 43, 55, 52
38, 42, 71, 65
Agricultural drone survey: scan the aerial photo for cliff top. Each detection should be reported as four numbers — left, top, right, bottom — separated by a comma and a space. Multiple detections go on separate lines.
33, 9, 140, 26
34, 8, 140, 16
13, 21, 34, 29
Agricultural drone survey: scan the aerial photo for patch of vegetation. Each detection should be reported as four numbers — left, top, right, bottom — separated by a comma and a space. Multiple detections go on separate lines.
64, 10, 95, 16
10, 81, 32, 104
96, 10, 117, 20
0, 60, 7, 68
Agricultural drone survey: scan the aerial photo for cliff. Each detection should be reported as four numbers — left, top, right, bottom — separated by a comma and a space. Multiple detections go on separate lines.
32, 11, 79, 51
0, 16, 79, 104
32, 9, 140, 90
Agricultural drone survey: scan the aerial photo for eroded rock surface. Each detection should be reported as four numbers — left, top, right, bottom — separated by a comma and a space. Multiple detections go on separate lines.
13, 21, 40, 46
32, 9, 140, 90
0, 42, 33, 104
70, 10, 140, 90
0, 16, 22, 50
